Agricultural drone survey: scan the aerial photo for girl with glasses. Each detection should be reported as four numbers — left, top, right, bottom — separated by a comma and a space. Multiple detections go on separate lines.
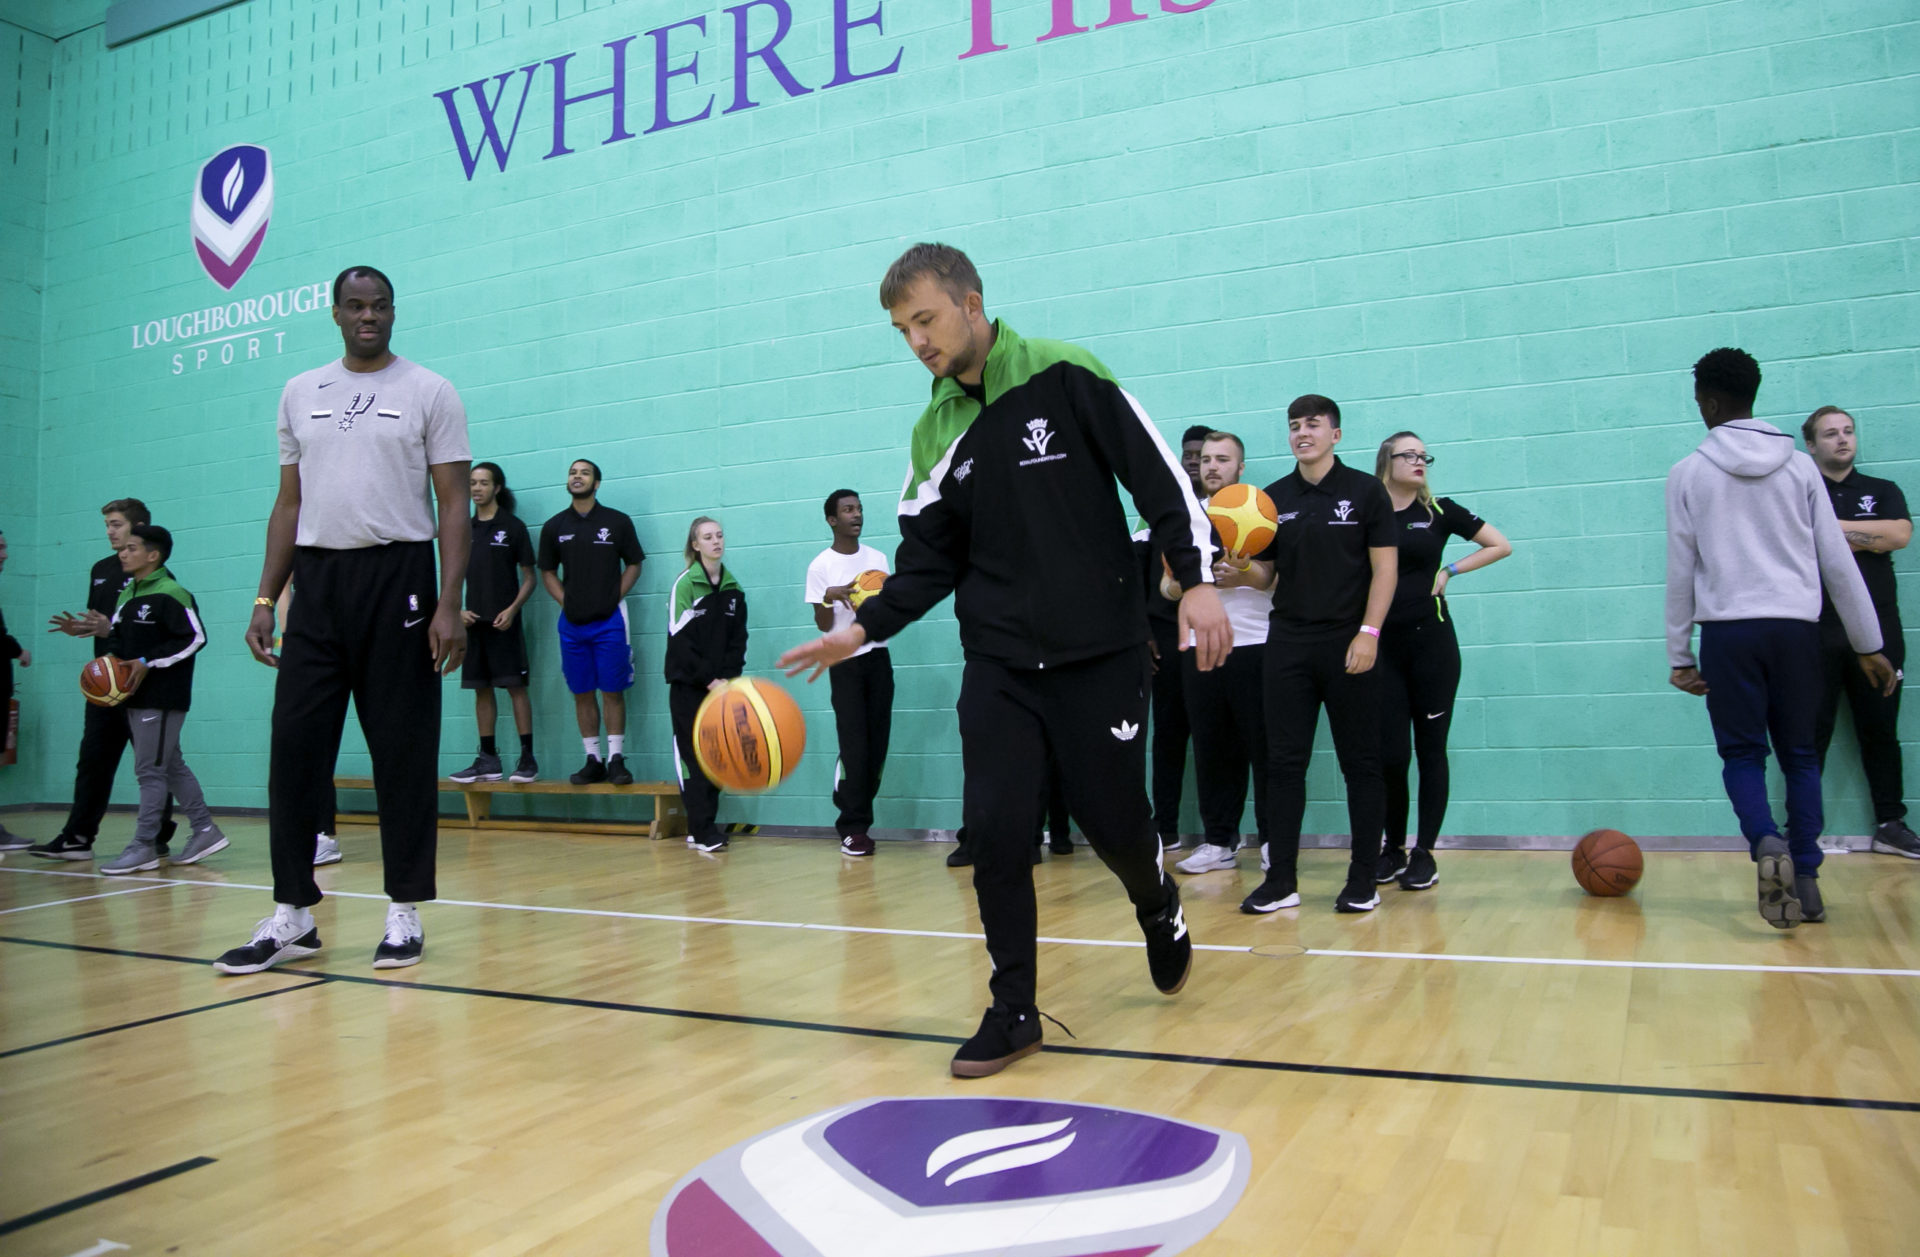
1371, 432, 1512, 891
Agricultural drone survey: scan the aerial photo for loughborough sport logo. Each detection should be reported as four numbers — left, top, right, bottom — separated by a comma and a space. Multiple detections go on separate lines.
651, 1097, 1250, 1255
191, 145, 273, 290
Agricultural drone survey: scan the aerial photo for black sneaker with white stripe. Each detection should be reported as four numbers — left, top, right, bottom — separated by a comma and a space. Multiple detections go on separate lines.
1240, 874, 1300, 914
373, 904, 424, 969
214, 910, 322, 974
1138, 880, 1192, 995
1335, 867, 1381, 913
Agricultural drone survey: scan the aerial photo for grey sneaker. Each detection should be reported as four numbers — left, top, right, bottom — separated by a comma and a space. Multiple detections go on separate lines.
101, 840, 163, 875
508, 754, 539, 783
313, 834, 343, 866
0, 824, 31, 851
1754, 834, 1801, 929
449, 752, 504, 783
170, 825, 230, 865
1871, 820, 1920, 859
1796, 874, 1825, 923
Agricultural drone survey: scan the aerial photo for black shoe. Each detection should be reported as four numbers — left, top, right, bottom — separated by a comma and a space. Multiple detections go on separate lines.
605, 754, 634, 786
570, 756, 607, 785
28, 832, 95, 861
946, 843, 973, 868
1796, 874, 1825, 923
950, 1004, 1043, 1078
373, 905, 424, 969
1336, 867, 1381, 913
1049, 832, 1074, 855
450, 752, 503, 783
1139, 881, 1192, 995
508, 754, 539, 783
1871, 820, 1920, 859
1240, 874, 1300, 914
1400, 847, 1438, 891
1374, 845, 1408, 884
213, 911, 322, 975
1754, 833, 1801, 929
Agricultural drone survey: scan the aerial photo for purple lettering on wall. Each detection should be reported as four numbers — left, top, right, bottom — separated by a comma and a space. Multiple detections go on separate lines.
960, 0, 1009, 59
647, 15, 716, 133
826, 0, 904, 87
435, 66, 540, 180
546, 36, 639, 158
725, 1, 812, 114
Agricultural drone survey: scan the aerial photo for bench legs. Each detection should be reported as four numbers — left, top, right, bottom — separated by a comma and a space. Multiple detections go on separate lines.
464, 791, 491, 828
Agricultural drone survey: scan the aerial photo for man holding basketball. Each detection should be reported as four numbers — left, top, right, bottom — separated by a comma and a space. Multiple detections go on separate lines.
781, 244, 1229, 1078
805, 490, 894, 858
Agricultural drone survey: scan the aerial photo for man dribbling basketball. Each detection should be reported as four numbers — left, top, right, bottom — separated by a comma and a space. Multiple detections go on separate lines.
779, 244, 1230, 1078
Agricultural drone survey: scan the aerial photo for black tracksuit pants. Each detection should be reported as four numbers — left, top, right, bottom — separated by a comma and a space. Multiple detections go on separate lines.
670, 681, 723, 841
958, 647, 1172, 1009
1148, 618, 1190, 843
829, 649, 894, 838
62, 699, 174, 842
270, 543, 441, 908
1184, 645, 1268, 848
1814, 617, 1906, 824
1263, 633, 1385, 883
1378, 613, 1462, 851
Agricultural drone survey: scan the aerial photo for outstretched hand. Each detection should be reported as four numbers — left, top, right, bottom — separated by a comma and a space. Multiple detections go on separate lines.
780, 624, 867, 682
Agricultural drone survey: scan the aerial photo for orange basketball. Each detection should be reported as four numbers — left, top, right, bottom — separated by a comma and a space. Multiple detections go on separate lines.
1572, 828, 1643, 897
1206, 483, 1279, 557
80, 656, 136, 707
693, 677, 807, 793
848, 569, 887, 609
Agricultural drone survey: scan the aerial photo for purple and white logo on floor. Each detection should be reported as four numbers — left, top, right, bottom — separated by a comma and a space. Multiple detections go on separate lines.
651, 1096, 1250, 1256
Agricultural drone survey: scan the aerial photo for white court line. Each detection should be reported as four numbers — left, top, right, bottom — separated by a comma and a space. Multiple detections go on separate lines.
0, 883, 172, 915
3, 865, 1918, 978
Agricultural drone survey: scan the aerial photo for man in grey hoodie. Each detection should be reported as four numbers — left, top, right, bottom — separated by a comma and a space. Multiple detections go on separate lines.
1665, 348, 1897, 929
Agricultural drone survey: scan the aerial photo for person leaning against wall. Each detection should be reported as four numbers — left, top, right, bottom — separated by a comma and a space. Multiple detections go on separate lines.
666, 516, 747, 854
1801, 404, 1915, 858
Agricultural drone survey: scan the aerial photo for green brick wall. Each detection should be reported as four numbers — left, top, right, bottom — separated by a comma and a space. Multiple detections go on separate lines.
0, 0, 1913, 840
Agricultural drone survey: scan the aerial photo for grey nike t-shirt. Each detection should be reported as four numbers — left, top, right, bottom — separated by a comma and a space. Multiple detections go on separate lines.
277, 356, 471, 549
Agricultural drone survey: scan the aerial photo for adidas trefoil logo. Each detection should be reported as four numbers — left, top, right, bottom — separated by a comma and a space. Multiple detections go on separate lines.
1111, 720, 1139, 741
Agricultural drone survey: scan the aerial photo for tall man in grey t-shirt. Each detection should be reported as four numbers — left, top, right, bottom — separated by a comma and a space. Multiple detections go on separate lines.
215, 265, 472, 975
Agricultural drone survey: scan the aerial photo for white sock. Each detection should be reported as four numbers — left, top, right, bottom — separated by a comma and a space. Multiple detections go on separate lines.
388, 901, 416, 916
583, 736, 602, 760
276, 903, 313, 932
607, 734, 624, 757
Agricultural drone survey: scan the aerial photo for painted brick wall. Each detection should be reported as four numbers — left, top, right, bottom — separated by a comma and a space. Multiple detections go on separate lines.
1, 21, 50, 604
1, 0, 1913, 840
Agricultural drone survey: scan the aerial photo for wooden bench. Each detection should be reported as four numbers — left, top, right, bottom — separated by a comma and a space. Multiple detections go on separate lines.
334, 775, 686, 839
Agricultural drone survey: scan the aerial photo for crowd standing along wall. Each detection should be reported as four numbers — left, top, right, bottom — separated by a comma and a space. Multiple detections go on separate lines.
0, 0, 1913, 840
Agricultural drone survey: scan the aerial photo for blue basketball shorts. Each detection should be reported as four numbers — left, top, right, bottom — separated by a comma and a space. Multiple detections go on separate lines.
557, 607, 634, 695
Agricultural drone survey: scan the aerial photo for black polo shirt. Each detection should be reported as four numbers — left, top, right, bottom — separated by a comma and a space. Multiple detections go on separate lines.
467, 511, 535, 620
1254, 457, 1397, 642
87, 554, 133, 659
537, 503, 644, 625
1387, 496, 1486, 628
1820, 468, 1907, 629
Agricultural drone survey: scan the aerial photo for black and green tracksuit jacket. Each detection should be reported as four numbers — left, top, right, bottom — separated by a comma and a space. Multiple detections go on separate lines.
104, 569, 206, 711
854, 321, 1214, 669
664, 562, 747, 686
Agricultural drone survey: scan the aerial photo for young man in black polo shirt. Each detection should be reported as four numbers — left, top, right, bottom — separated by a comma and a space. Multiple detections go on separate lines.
1241, 394, 1398, 915
1803, 405, 1916, 858
451, 462, 538, 784
781, 244, 1229, 1079
538, 459, 645, 786
30, 498, 176, 860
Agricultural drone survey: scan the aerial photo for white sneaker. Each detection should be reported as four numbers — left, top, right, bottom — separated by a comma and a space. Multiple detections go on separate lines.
313, 834, 342, 866
374, 903, 424, 969
1175, 843, 1237, 874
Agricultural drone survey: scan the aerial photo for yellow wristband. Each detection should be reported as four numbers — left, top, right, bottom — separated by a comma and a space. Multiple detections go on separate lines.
253, 597, 275, 607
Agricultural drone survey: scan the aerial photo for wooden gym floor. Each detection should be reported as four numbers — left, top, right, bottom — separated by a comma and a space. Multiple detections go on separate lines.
1, 810, 1916, 1255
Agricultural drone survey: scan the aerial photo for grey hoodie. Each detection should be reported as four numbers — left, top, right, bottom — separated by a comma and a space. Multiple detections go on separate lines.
1665, 418, 1882, 668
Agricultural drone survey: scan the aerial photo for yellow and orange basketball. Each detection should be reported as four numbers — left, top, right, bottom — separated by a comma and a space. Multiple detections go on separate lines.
80, 656, 136, 707
1206, 483, 1279, 557
693, 677, 807, 793
848, 569, 887, 609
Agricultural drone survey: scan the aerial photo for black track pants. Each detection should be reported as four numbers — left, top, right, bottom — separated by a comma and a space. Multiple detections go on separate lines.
1813, 619, 1906, 824
1378, 613, 1462, 851
959, 648, 1172, 1008
269, 543, 441, 907
829, 650, 894, 837
670, 681, 723, 841
1183, 645, 1268, 847
1263, 634, 1385, 882
62, 699, 173, 841
1149, 619, 1190, 842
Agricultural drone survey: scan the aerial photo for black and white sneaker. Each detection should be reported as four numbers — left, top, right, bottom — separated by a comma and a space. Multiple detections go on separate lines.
0, 825, 30, 852
1335, 868, 1381, 913
450, 753, 503, 784
570, 755, 607, 785
1374, 845, 1408, 884
950, 1004, 1043, 1078
1139, 880, 1193, 995
28, 832, 95, 861
1754, 833, 1801, 929
373, 904, 424, 969
692, 834, 729, 853
508, 754, 539, 783
605, 754, 634, 786
1399, 847, 1438, 890
213, 907, 322, 974
1240, 874, 1300, 914
1871, 820, 1920, 859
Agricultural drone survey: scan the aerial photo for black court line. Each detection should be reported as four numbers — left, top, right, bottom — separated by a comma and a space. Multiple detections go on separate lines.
1, 979, 329, 1058
6, 934, 1918, 1115
0, 1156, 216, 1237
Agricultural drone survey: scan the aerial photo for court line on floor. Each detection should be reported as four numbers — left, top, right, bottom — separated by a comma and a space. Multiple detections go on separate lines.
3, 932, 1915, 1115
0, 978, 329, 1059
4, 865, 1918, 979
0, 1156, 216, 1238
0, 884, 172, 916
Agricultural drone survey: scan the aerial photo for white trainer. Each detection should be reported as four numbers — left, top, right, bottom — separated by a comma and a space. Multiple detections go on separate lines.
1175, 843, 1238, 874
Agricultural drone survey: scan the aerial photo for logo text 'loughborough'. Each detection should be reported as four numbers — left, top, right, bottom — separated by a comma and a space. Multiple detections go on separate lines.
192, 145, 273, 290
651, 1096, 1250, 1256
